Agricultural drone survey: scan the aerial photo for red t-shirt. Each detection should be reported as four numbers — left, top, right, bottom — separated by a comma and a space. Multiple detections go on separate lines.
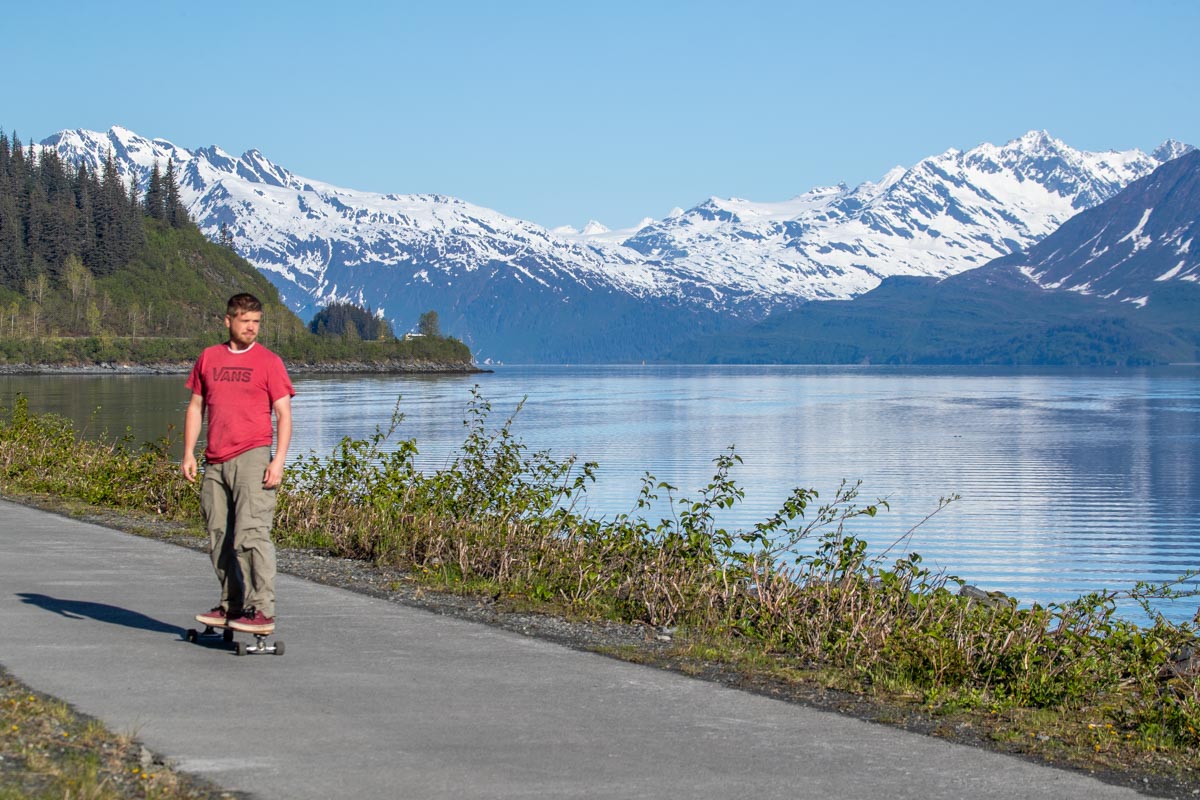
186, 342, 295, 464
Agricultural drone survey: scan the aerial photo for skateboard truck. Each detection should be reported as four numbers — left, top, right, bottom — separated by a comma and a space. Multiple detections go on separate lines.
186, 625, 234, 644
236, 634, 284, 657
185, 625, 285, 656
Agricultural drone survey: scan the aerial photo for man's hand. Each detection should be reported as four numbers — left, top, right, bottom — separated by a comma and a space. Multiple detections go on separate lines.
181, 453, 198, 483
263, 458, 285, 489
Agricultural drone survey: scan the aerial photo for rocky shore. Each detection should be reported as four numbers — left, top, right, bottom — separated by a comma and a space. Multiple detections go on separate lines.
0, 360, 488, 375
288, 360, 490, 375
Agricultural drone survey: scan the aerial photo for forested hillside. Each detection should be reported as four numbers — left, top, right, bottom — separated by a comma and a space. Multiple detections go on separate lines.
0, 131, 474, 368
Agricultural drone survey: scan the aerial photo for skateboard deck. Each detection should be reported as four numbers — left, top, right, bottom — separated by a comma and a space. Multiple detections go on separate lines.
185, 621, 284, 656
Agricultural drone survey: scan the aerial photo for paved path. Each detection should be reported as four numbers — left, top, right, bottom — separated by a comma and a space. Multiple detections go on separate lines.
0, 499, 1151, 799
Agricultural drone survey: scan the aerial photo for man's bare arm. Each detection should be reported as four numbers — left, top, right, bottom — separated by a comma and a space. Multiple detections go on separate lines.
264, 395, 292, 489
181, 393, 204, 482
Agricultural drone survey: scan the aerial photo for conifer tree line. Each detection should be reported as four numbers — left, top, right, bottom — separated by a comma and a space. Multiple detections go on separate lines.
141, 158, 190, 228
0, 130, 191, 292
309, 301, 395, 340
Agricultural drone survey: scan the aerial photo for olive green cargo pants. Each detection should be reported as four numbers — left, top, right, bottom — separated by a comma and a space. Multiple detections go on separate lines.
200, 446, 277, 619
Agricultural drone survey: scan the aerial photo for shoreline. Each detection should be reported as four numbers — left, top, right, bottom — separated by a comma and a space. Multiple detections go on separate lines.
0, 360, 491, 376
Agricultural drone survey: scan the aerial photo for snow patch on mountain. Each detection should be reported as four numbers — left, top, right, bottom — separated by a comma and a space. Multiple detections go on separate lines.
1156, 261, 1185, 281
1118, 208, 1155, 252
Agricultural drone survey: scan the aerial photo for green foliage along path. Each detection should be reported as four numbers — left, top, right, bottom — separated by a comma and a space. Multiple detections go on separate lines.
2, 390, 1200, 781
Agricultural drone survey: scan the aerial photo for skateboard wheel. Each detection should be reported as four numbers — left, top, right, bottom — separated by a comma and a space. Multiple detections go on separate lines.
223, 628, 234, 643
186, 629, 198, 643
235, 641, 247, 657
274, 641, 285, 656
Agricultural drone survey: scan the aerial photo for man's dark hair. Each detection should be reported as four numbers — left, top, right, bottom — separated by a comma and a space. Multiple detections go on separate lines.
226, 293, 263, 317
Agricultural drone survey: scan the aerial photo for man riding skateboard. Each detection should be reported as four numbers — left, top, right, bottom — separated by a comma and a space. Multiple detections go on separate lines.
182, 293, 294, 635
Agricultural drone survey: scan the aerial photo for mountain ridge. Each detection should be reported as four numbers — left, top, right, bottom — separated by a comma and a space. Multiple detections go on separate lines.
37, 126, 1193, 362
668, 151, 1200, 366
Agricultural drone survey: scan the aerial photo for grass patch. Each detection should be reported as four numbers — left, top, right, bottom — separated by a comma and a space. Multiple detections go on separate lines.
0, 668, 223, 800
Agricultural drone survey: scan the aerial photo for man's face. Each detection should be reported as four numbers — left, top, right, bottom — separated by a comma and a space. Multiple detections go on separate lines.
225, 310, 262, 350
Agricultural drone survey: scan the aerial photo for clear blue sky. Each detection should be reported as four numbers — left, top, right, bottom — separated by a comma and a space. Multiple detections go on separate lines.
4, 0, 1197, 230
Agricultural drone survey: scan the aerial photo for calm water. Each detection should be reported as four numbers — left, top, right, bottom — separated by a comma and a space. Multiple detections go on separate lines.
3, 365, 1199, 622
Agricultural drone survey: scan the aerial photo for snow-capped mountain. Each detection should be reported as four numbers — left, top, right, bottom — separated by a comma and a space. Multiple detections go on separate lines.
41, 126, 662, 300
37, 126, 1192, 361
669, 150, 1200, 365
610, 131, 1190, 312
1002, 148, 1200, 306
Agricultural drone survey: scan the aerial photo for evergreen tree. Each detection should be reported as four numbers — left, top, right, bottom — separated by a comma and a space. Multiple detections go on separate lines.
28, 181, 65, 280
163, 159, 177, 225
93, 151, 123, 274
163, 158, 189, 228
23, 181, 45, 270
8, 134, 28, 189
0, 193, 26, 287
0, 130, 9, 185
144, 161, 164, 221
72, 164, 96, 267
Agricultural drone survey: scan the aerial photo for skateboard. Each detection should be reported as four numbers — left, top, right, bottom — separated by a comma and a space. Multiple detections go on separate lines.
185, 621, 285, 656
